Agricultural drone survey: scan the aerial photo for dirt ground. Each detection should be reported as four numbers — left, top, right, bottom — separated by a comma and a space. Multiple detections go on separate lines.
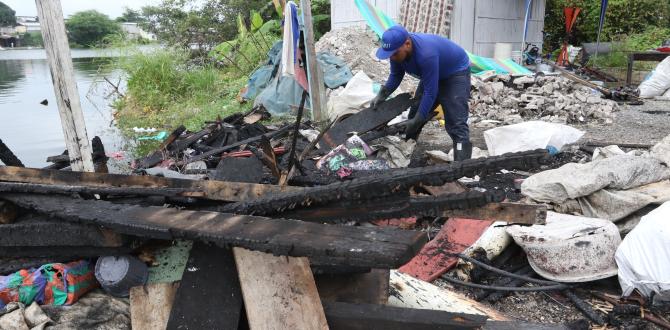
417, 99, 670, 153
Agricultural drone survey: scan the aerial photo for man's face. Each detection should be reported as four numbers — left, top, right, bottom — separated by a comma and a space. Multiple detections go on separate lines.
390, 39, 412, 63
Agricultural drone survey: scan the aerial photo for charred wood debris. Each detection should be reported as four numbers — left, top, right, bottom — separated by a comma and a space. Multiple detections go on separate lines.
0, 97, 667, 329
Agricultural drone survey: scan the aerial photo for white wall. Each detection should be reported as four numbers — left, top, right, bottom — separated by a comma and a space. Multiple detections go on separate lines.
331, 0, 545, 57
330, 0, 401, 30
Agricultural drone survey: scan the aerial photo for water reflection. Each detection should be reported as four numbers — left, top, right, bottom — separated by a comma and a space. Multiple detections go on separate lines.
0, 49, 128, 170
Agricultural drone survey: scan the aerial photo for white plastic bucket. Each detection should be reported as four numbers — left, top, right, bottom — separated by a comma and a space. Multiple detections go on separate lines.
494, 43, 513, 59
511, 50, 523, 64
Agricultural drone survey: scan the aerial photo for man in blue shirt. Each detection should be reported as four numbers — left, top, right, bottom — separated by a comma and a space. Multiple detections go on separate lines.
371, 25, 472, 161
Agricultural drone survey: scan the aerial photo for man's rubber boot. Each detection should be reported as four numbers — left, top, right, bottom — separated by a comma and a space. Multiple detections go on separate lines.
454, 141, 473, 161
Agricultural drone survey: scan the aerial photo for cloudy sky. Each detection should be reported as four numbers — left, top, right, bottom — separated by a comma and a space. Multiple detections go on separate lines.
3, 0, 160, 19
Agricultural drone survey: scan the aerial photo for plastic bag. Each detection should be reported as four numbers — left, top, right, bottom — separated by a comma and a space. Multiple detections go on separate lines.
327, 71, 378, 121
483, 121, 584, 156
638, 57, 670, 98
615, 201, 670, 301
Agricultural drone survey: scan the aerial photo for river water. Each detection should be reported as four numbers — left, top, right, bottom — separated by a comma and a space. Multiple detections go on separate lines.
0, 48, 127, 169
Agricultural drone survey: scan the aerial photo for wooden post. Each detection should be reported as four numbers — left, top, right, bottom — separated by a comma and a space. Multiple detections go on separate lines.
300, 0, 327, 122
35, 0, 94, 172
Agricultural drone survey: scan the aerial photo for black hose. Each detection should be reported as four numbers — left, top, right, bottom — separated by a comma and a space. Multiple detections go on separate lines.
441, 275, 571, 292
454, 253, 560, 286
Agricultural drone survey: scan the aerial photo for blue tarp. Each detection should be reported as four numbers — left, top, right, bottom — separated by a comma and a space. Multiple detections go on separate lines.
244, 41, 353, 116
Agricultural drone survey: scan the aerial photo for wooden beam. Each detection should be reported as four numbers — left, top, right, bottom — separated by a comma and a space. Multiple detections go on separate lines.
443, 203, 547, 225
0, 166, 301, 202
234, 248, 329, 330
130, 282, 179, 330
36, 0, 94, 172
2, 194, 427, 268
316, 269, 390, 305
322, 301, 487, 330
300, 0, 327, 121
0, 139, 24, 167
167, 243, 242, 330
388, 270, 510, 321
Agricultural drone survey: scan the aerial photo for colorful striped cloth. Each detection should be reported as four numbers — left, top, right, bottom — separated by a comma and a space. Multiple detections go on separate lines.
468, 52, 533, 76
354, 0, 397, 38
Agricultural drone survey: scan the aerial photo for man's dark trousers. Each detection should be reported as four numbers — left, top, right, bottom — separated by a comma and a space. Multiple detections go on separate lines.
408, 68, 471, 144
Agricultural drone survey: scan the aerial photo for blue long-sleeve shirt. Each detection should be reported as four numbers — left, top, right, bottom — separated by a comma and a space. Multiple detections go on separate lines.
385, 33, 470, 119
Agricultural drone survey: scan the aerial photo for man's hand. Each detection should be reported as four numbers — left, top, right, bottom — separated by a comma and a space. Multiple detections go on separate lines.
370, 86, 390, 110
404, 112, 427, 140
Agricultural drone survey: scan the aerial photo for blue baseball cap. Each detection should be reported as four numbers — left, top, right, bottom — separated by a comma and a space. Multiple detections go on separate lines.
376, 25, 410, 60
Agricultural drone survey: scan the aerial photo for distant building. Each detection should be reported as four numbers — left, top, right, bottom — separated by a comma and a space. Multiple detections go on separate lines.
120, 22, 156, 41
15, 16, 41, 34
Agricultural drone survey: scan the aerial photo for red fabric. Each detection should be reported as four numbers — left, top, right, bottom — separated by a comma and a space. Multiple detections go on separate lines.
557, 7, 581, 66
398, 218, 492, 282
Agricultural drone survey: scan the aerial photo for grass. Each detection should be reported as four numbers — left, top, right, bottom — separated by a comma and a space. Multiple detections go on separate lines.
587, 27, 670, 70
113, 47, 252, 133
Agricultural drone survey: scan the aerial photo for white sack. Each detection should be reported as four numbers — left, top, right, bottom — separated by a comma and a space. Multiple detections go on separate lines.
484, 121, 584, 156
327, 71, 377, 121
522, 155, 670, 204
638, 57, 670, 98
616, 201, 670, 300
554, 180, 670, 221
651, 134, 670, 166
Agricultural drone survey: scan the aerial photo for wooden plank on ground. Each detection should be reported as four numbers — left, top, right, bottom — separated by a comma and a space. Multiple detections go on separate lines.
398, 218, 492, 282
0, 166, 300, 202
234, 248, 329, 330
316, 269, 390, 305
322, 301, 487, 330
389, 270, 510, 321
2, 194, 426, 268
167, 243, 242, 330
443, 203, 547, 225
130, 282, 179, 330
322, 94, 412, 149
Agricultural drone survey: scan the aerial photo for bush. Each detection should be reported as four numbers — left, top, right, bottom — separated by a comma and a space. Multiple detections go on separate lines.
544, 0, 670, 53
66, 10, 122, 48
588, 27, 670, 68
21, 32, 43, 47
114, 47, 250, 131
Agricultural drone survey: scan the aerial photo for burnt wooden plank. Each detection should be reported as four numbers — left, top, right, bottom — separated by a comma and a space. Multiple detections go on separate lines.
213, 157, 264, 183
0, 166, 301, 202
0, 246, 132, 258
92, 136, 109, 174
322, 94, 412, 149
180, 124, 294, 166
322, 301, 487, 330
136, 125, 187, 169
442, 203, 547, 225
0, 215, 125, 247
316, 269, 390, 305
0, 139, 24, 167
2, 194, 427, 268
167, 243, 242, 330
0, 200, 18, 224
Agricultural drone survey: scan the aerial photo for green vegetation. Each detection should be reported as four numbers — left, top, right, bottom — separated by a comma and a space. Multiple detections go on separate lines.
588, 27, 670, 68
21, 32, 43, 47
0, 1, 15, 26
114, 47, 250, 131
544, 0, 670, 53
66, 10, 122, 48
116, 7, 146, 23
115, 0, 331, 131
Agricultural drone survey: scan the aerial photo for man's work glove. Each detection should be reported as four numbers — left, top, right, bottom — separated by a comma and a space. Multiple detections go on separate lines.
404, 112, 428, 140
370, 86, 390, 110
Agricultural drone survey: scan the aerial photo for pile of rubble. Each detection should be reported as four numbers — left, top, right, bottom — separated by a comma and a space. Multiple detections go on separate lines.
316, 26, 419, 93
470, 74, 620, 126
